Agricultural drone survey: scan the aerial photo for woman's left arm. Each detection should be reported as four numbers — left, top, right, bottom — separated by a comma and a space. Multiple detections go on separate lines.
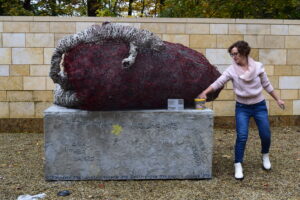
260, 69, 285, 109
269, 90, 285, 109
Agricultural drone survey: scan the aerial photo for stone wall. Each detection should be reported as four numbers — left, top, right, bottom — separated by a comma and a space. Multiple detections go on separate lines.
0, 16, 299, 120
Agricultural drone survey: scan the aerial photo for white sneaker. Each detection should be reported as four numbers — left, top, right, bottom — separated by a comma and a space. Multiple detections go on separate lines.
262, 153, 271, 170
234, 162, 244, 180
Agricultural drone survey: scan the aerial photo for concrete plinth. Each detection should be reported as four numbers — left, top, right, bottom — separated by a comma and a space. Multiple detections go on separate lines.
44, 105, 214, 180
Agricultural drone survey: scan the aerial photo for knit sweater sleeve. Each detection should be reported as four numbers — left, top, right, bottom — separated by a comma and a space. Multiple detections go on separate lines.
259, 65, 274, 93
210, 68, 232, 91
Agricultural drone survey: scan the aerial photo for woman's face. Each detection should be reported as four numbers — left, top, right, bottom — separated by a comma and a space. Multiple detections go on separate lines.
230, 47, 245, 64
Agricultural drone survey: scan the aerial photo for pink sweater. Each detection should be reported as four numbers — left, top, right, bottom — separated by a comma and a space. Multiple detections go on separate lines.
210, 57, 274, 105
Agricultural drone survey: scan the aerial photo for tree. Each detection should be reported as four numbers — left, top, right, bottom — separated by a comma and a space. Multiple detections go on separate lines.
128, 0, 134, 16
34, 0, 87, 16
158, 0, 300, 19
128, 0, 163, 17
0, 0, 34, 15
95, 0, 122, 17
23, 0, 32, 11
87, 0, 99, 16
159, 0, 196, 17
1, 0, 300, 19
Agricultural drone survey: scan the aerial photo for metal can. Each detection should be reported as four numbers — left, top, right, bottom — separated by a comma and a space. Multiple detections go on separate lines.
194, 98, 206, 110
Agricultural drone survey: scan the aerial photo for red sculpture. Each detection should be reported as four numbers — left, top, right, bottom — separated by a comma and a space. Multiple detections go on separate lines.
63, 40, 222, 110
50, 23, 222, 110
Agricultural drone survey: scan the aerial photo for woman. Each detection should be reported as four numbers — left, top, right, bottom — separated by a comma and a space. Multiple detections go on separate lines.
198, 41, 285, 180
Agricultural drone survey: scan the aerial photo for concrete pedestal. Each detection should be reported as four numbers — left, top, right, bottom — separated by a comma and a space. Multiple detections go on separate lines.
44, 105, 214, 180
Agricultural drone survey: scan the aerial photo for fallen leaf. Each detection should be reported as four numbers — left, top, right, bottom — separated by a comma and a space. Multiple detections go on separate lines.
222, 155, 231, 158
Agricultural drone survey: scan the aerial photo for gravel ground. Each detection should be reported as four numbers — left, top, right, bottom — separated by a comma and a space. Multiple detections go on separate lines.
0, 127, 299, 200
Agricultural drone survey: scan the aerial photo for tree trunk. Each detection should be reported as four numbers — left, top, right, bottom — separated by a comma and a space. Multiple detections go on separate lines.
23, 0, 31, 11
128, 0, 134, 16
140, 0, 145, 16
159, 0, 165, 13
87, 0, 98, 16
154, 0, 157, 16
112, 0, 119, 16
49, 0, 57, 16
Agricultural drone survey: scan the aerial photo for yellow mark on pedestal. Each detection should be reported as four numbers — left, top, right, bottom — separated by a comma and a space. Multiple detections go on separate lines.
111, 124, 123, 136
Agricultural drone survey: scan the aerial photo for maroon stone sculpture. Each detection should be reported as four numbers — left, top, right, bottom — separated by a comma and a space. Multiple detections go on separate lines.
50, 23, 222, 110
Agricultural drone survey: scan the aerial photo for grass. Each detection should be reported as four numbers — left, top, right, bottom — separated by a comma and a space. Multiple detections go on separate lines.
0, 127, 299, 200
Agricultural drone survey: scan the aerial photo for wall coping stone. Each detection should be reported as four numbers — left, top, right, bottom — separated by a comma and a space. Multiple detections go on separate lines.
44, 104, 214, 114
0, 16, 299, 24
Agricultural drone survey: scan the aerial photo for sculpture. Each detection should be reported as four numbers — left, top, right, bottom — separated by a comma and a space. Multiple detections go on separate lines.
50, 22, 222, 110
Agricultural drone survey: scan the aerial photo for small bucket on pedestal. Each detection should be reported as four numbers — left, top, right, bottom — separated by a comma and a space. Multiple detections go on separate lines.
194, 98, 206, 110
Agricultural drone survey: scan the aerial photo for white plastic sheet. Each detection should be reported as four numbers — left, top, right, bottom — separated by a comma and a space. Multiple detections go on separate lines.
17, 193, 46, 200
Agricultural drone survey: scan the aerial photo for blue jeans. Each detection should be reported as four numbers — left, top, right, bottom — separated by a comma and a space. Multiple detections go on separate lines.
235, 100, 271, 163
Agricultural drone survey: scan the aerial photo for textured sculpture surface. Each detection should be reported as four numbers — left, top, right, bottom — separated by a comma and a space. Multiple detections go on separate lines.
50, 22, 222, 110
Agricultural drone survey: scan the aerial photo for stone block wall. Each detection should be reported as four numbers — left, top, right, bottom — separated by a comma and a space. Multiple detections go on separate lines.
0, 16, 299, 119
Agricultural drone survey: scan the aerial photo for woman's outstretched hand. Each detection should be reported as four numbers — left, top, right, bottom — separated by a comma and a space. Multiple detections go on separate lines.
197, 86, 214, 99
277, 99, 285, 110
197, 92, 207, 99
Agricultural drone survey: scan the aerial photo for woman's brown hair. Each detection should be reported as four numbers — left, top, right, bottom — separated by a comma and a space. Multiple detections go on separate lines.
228, 40, 251, 57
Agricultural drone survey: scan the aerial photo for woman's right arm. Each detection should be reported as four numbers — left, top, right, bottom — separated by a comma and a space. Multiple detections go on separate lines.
197, 69, 232, 99
197, 86, 214, 99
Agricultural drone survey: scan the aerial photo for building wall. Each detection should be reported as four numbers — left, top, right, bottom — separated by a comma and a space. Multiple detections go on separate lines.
0, 16, 299, 118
